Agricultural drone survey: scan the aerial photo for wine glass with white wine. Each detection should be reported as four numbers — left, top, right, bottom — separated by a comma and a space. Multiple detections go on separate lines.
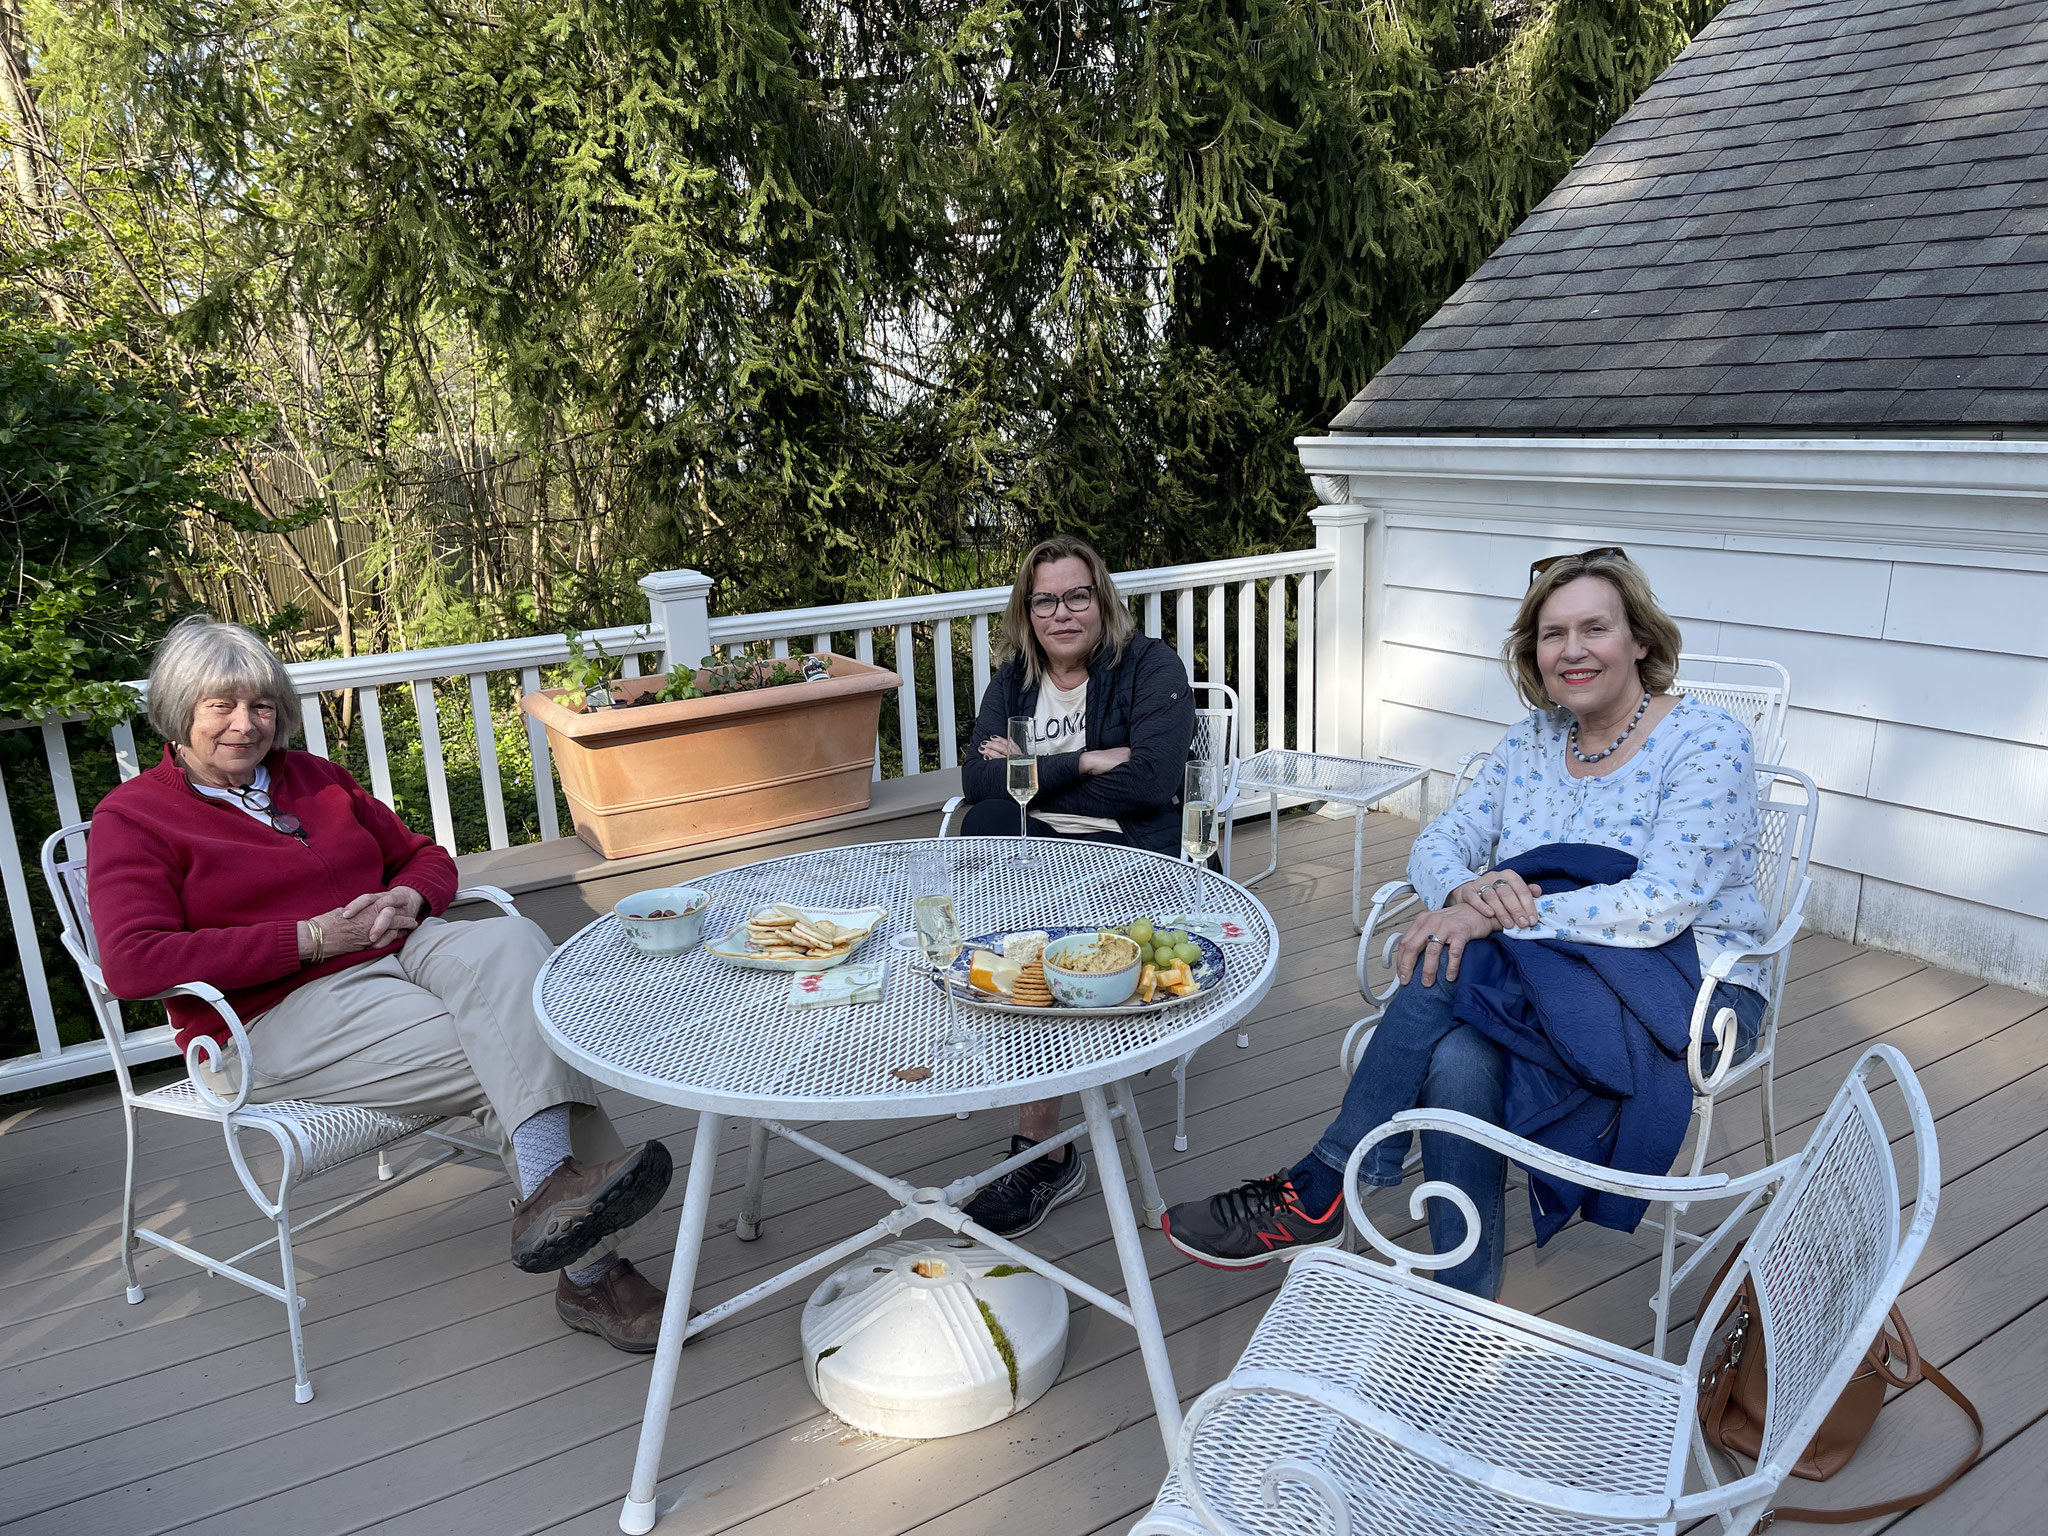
1181, 760, 1221, 922
1005, 715, 1041, 865
908, 848, 979, 1058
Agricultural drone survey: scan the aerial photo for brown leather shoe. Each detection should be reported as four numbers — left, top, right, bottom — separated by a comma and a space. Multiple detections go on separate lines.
510, 1140, 673, 1273
556, 1258, 665, 1352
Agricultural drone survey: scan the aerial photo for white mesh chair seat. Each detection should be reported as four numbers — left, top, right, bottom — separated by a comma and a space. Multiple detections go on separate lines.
1135, 1248, 1686, 1536
138, 1079, 443, 1181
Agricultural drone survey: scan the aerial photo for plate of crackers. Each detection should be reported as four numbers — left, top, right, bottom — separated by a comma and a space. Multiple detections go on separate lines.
939, 926, 1225, 1016
704, 904, 889, 970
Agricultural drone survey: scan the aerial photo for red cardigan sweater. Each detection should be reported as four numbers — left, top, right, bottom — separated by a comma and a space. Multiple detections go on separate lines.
88, 747, 460, 1049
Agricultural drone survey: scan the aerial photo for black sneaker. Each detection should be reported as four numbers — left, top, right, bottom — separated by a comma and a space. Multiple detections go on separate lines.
961, 1135, 1087, 1238
1161, 1171, 1344, 1269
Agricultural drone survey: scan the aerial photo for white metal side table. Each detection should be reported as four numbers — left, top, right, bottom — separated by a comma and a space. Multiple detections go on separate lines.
1231, 749, 1428, 930
533, 836, 1279, 1533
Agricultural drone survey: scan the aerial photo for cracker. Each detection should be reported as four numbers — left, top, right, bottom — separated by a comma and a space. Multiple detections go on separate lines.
1010, 959, 1055, 1007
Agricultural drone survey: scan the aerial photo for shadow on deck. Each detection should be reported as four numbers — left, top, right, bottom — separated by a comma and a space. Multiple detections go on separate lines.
2, 809, 2043, 1536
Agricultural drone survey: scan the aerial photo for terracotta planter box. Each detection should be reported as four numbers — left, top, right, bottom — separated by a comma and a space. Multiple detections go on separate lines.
520, 654, 903, 858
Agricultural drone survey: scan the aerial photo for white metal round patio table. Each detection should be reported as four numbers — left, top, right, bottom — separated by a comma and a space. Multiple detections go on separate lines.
534, 835, 1279, 1534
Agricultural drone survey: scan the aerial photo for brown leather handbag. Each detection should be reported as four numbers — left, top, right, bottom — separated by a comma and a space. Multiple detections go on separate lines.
1695, 1253, 1982, 1524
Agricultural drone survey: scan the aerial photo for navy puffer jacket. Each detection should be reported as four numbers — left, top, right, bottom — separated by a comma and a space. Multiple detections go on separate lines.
959, 632, 1196, 854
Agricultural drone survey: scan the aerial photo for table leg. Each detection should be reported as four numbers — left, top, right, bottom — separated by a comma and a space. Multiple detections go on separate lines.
1081, 1084, 1182, 1453
620, 1109, 723, 1535
1352, 805, 1367, 931
736, 1119, 770, 1241
1111, 1077, 1167, 1228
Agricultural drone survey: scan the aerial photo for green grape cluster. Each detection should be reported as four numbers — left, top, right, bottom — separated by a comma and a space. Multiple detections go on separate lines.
1116, 917, 1201, 972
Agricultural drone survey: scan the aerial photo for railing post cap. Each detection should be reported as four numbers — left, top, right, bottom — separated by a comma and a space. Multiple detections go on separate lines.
638, 569, 715, 599
1307, 504, 1373, 528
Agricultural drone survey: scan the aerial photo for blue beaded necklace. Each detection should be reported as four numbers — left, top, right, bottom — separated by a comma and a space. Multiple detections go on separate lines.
1569, 691, 1653, 764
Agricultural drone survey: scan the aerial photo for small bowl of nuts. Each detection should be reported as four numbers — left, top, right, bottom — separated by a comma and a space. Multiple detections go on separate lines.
614, 886, 711, 956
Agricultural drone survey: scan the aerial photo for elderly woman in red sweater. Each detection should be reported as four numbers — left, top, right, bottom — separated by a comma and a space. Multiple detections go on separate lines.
89, 617, 671, 1351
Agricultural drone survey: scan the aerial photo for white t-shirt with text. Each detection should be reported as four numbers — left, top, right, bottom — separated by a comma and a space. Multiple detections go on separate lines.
1026, 678, 1122, 835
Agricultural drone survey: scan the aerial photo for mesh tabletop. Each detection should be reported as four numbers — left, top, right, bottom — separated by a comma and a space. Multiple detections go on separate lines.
536, 837, 1278, 1119
1235, 748, 1426, 806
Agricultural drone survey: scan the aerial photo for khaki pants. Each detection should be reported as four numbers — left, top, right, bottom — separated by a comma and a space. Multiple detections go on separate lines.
233, 915, 627, 1190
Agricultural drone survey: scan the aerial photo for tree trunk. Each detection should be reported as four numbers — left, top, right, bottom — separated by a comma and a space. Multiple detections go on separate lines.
1, 0, 69, 321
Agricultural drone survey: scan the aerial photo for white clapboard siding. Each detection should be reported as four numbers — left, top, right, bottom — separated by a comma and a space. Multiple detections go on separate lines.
1883, 560, 2048, 661
1379, 701, 1513, 784
1866, 722, 2048, 837
1380, 643, 1524, 728
1381, 583, 1518, 658
1385, 523, 1896, 639
1777, 708, 1879, 799
1715, 623, 2048, 748
1815, 793, 2048, 922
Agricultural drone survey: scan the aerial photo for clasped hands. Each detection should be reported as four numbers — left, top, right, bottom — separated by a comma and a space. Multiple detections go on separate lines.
1395, 871, 1545, 988
297, 886, 427, 963
978, 736, 1131, 777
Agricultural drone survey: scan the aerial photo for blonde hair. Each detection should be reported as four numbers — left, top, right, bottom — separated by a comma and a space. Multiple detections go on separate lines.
997, 534, 1134, 686
1503, 553, 1682, 711
146, 616, 303, 745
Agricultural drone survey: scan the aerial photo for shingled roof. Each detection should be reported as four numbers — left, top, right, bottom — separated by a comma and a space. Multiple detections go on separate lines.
1333, 0, 2048, 436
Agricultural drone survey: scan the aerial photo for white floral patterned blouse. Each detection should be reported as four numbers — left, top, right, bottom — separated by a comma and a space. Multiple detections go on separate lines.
1409, 695, 1771, 994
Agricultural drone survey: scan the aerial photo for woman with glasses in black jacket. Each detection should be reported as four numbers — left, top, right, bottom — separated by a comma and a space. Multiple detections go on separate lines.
957, 533, 1196, 852
952, 533, 1197, 1236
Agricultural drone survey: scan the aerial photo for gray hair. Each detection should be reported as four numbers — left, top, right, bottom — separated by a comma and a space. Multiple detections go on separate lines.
146, 616, 303, 746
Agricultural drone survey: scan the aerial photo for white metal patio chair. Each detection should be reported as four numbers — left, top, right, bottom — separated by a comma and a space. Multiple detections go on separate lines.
1342, 655, 1795, 1202
1133, 1042, 1939, 1536
41, 820, 506, 1404
1339, 762, 1819, 1356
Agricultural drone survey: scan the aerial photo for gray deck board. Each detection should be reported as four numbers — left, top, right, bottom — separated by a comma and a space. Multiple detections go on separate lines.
2, 809, 2042, 1536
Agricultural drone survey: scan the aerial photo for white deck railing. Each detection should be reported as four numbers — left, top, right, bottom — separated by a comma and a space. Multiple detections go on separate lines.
0, 546, 1337, 1091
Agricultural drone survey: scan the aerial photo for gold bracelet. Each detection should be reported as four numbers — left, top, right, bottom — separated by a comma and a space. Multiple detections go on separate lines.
306, 920, 325, 966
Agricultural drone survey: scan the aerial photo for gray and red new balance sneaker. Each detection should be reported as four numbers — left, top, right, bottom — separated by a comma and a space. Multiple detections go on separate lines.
1161, 1170, 1344, 1269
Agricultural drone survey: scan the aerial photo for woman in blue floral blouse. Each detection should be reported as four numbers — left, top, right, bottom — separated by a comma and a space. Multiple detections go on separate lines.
1162, 549, 1771, 1295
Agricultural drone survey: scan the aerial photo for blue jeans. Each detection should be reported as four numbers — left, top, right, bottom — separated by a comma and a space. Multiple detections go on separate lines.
1311, 969, 1766, 1298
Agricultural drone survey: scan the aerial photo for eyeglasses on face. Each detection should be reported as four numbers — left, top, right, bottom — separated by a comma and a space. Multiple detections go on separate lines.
1027, 585, 1097, 618
1528, 546, 1630, 586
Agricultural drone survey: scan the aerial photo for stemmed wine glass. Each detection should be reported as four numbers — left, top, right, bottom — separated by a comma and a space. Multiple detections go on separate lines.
1005, 715, 1040, 865
1181, 760, 1221, 922
908, 848, 980, 1058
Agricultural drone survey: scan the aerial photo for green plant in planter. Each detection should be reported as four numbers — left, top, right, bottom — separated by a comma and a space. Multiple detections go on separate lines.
653, 665, 701, 703
559, 630, 621, 709
655, 646, 807, 702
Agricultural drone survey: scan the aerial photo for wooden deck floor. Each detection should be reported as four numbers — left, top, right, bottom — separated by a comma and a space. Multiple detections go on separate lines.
3, 810, 2043, 1536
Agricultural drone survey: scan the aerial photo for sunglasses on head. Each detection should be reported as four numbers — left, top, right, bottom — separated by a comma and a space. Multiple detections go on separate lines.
1528, 546, 1630, 586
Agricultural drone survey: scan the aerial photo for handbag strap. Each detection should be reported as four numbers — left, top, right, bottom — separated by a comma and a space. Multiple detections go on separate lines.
1761, 1326, 1982, 1527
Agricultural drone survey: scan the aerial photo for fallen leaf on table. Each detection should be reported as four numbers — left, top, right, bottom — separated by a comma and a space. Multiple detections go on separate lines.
890, 1066, 933, 1083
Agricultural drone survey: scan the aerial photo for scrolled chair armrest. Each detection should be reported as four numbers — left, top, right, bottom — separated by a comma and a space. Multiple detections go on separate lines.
1175, 1370, 1701, 1531
1685, 876, 1809, 1095
157, 981, 257, 1115
452, 884, 519, 918
1355, 881, 1423, 1006
1339, 1109, 1798, 1276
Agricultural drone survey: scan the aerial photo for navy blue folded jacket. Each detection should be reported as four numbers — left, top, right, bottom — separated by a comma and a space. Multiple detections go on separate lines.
1450, 844, 1704, 1240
